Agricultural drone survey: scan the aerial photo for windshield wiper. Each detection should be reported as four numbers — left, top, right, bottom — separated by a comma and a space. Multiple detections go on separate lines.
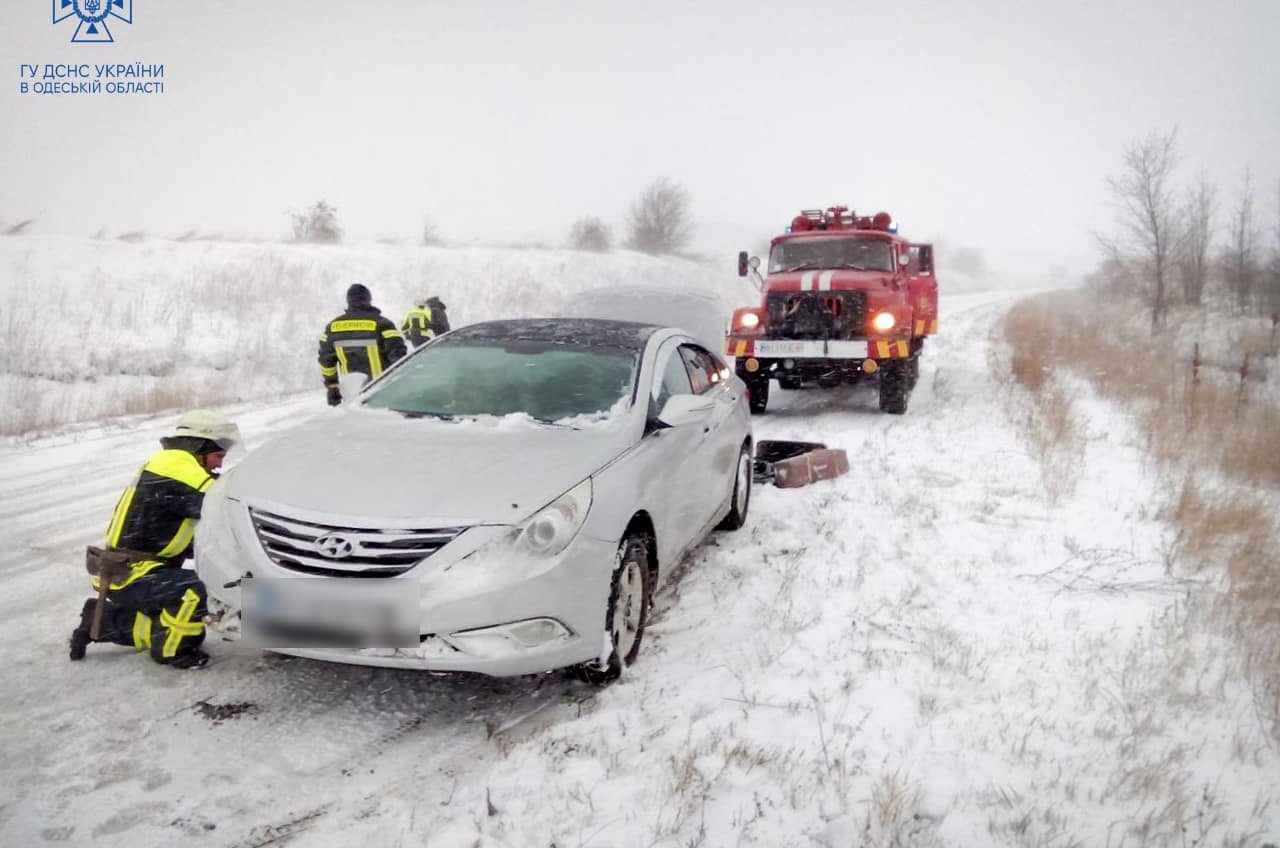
529, 416, 579, 429
783, 262, 821, 272
394, 409, 455, 420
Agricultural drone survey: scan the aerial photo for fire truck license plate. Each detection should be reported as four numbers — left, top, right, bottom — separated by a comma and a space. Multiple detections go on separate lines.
754, 340, 868, 358
754, 340, 825, 357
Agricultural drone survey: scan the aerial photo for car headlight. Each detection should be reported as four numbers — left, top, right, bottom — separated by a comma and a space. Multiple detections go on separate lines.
871, 311, 896, 332
517, 479, 592, 557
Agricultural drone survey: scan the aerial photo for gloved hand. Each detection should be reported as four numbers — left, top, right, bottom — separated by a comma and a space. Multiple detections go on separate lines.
326, 386, 342, 407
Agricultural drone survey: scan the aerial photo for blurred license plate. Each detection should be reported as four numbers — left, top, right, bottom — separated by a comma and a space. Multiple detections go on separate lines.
241, 576, 420, 649
754, 340, 823, 357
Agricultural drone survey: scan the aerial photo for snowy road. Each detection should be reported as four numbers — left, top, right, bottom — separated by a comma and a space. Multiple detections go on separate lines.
2, 290, 1275, 847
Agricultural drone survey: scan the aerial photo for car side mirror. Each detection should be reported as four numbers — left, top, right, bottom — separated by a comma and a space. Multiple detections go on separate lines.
737, 251, 749, 277
656, 394, 715, 428
338, 371, 369, 402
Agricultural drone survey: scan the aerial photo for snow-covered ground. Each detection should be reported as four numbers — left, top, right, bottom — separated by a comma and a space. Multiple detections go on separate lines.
2, 259, 1276, 845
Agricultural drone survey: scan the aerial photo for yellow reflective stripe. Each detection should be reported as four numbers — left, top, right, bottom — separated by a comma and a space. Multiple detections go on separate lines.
318, 333, 328, 343
381, 328, 401, 339
929, 319, 938, 334
105, 483, 138, 547
132, 612, 152, 650
329, 319, 378, 333
914, 319, 925, 336
156, 519, 197, 558
145, 449, 214, 491
160, 588, 203, 658
335, 346, 349, 374
92, 558, 167, 591
319, 365, 338, 377
368, 344, 383, 378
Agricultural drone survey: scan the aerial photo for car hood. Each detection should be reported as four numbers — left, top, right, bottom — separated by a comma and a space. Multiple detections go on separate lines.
222, 410, 634, 525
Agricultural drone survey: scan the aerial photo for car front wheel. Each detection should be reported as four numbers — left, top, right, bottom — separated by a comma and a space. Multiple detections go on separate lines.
575, 534, 652, 685
716, 442, 752, 531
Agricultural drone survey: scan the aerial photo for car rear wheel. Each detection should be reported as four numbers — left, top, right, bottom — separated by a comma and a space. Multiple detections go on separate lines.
574, 535, 652, 685
716, 442, 752, 531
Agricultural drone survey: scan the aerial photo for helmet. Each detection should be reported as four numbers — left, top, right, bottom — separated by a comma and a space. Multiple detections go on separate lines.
172, 409, 242, 453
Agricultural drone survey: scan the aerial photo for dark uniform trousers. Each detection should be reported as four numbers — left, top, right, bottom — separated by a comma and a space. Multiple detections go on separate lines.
96, 567, 207, 663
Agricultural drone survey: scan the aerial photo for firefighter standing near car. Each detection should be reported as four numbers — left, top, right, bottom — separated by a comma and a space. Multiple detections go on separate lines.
401, 295, 451, 348
400, 297, 436, 348
318, 283, 407, 405
68, 410, 242, 669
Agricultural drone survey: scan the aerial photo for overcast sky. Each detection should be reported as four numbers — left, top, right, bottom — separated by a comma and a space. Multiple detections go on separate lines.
2, 0, 1277, 276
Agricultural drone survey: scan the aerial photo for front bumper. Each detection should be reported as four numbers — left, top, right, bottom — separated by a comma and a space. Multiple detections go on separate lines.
196, 497, 616, 677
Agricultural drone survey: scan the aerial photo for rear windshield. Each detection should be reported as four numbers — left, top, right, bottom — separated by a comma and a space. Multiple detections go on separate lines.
363, 338, 639, 422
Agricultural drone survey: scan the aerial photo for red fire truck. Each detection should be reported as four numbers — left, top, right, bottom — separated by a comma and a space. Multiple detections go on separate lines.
726, 207, 938, 414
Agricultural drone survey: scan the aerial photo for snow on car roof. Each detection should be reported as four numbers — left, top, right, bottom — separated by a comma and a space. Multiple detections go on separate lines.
446, 318, 662, 351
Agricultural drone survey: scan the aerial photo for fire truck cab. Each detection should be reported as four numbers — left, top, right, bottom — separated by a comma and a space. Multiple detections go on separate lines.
726, 206, 938, 414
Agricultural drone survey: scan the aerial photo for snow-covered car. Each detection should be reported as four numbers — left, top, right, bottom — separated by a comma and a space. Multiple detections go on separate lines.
196, 318, 753, 680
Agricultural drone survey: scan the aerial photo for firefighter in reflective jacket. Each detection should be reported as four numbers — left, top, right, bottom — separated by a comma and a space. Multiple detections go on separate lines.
318, 283, 407, 405
68, 410, 242, 669
401, 298, 436, 348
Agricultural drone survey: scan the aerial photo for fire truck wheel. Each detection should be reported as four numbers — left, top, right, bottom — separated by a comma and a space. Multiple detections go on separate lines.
715, 442, 753, 531
878, 362, 909, 415
748, 378, 770, 414
906, 355, 920, 389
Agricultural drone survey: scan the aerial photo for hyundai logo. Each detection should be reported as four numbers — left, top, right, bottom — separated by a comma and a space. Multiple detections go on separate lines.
314, 533, 355, 560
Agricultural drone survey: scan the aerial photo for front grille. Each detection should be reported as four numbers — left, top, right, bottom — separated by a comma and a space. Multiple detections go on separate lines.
765, 291, 868, 339
248, 507, 468, 578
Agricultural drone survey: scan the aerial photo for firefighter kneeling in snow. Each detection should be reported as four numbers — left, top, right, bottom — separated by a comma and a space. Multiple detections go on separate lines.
68, 410, 242, 669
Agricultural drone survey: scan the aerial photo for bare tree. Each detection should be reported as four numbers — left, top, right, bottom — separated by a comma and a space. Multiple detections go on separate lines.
568, 216, 612, 252
291, 200, 342, 244
625, 178, 693, 255
1175, 171, 1215, 306
1102, 129, 1180, 329
1266, 178, 1280, 316
1222, 168, 1260, 313
421, 216, 444, 247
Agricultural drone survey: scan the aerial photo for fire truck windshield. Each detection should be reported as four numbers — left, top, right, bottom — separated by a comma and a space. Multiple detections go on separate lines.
768, 238, 894, 274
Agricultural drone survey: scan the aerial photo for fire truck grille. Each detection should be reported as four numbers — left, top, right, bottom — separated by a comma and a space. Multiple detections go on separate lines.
765, 291, 868, 339
248, 507, 468, 578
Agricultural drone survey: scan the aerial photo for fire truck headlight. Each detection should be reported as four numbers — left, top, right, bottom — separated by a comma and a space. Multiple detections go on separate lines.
871, 311, 897, 332
739, 312, 760, 330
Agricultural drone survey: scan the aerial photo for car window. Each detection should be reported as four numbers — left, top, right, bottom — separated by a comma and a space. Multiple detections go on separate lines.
679, 345, 719, 395
653, 344, 694, 411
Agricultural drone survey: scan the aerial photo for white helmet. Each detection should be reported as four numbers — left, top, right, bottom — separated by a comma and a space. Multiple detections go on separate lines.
172, 409, 242, 452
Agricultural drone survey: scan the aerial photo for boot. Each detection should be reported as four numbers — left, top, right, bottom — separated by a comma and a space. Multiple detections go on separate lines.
68, 598, 96, 661
166, 648, 210, 670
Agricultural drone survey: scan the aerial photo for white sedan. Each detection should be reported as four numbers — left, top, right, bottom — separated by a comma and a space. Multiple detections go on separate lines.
196, 318, 753, 681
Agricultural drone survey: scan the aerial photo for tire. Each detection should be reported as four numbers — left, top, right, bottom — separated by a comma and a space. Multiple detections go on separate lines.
905, 355, 920, 390
748, 378, 770, 414
878, 361, 909, 414
716, 442, 753, 531
574, 535, 652, 685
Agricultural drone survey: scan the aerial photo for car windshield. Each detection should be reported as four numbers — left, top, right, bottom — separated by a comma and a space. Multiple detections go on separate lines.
363, 338, 639, 422
768, 238, 895, 273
